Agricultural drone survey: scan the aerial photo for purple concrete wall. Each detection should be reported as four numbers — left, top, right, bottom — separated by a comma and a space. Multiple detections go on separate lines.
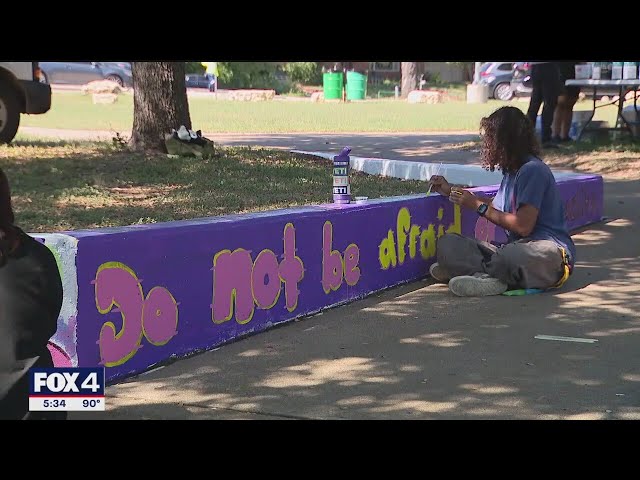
58, 174, 602, 382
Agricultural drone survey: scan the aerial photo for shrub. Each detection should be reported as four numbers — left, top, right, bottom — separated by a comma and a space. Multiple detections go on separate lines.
282, 62, 323, 85
218, 62, 291, 94
185, 62, 205, 74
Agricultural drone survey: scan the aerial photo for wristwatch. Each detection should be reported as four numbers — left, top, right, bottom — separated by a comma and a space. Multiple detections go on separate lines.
477, 203, 489, 217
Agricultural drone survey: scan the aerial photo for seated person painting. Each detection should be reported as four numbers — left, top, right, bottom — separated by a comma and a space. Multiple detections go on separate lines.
428, 106, 575, 297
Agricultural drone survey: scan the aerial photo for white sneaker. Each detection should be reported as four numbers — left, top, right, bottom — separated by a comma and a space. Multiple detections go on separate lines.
429, 262, 450, 283
448, 273, 508, 297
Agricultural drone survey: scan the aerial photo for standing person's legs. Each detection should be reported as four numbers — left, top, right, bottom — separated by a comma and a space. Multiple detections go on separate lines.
552, 94, 569, 140
527, 64, 543, 127
540, 64, 560, 143
560, 88, 580, 140
551, 96, 565, 140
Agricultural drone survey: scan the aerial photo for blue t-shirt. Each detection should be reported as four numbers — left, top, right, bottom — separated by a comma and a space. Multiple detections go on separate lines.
491, 156, 576, 267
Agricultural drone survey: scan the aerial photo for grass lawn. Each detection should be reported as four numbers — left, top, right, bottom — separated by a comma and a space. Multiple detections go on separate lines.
19, 91, 622, 134
0, 139, 428, 233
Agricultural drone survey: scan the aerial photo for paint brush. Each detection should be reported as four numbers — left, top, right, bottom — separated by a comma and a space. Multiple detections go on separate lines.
426, 162, 444, 196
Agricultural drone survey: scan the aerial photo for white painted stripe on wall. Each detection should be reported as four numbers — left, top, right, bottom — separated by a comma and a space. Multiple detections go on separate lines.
292, 150, 583, 187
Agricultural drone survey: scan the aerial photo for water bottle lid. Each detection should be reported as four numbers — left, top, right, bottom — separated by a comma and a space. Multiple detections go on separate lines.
334, 146, 352, 161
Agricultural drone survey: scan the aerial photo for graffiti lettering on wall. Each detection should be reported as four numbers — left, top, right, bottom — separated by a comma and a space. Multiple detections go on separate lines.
93, 262, 178, 367
210, 221, 361, 325
379, 205, 461, 269
211, 222, 304, 325
322, 221, 361, 293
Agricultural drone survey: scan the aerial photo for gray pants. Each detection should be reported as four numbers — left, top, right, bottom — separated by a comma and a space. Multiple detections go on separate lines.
436, 233, 567, 290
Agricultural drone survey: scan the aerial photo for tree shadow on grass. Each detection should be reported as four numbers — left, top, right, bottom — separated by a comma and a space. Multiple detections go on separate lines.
0, 141, 427, 233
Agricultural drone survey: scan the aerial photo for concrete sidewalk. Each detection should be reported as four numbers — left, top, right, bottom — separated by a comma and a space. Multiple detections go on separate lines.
18, 127, 478, 166
72, 178, 640, 420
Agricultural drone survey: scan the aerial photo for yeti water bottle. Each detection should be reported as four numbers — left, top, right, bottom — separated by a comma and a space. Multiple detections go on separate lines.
333, 147, 352, 204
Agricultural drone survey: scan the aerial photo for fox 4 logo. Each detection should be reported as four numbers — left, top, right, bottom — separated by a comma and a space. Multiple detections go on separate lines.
30, 368, 105, 396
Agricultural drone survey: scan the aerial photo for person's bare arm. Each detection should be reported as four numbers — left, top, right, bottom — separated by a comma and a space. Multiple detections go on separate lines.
451, 189, 539, 238
475, 198, 538, 237
474, 193, 495, 205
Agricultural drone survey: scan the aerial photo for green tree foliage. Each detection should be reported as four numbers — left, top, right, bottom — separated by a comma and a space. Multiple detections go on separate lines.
184, 62, 292, 93
185, 62, 205, 74
282, 62, 323, 85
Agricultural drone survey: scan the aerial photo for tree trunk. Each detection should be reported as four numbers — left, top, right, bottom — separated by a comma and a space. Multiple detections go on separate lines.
401, 62, 418, 98
130, 62, 192, 153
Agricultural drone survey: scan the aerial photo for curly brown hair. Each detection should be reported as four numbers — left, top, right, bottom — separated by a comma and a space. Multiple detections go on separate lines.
479, 106, 541, 174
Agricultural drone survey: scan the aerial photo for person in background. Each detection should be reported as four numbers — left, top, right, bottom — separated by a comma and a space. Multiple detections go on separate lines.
201, 62, 218, 93
0, 168, 65, 420
427, 106, 575, 297
526, 62, 561, 148
552, 62, 581, 143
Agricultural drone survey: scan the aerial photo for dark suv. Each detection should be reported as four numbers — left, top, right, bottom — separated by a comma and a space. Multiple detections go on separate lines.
510, 62, 532, 98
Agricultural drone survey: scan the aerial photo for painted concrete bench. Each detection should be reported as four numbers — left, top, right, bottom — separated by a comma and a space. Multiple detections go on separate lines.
36, 173, 603, 383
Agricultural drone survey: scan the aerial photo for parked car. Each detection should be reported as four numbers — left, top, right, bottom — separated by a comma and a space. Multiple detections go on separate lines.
38, 62, 132, 88
510, 62, 532, 98
0, 62, 51, 143
185, 73, 214, 89
99, 62, 132, 87
478, 62, 515, 101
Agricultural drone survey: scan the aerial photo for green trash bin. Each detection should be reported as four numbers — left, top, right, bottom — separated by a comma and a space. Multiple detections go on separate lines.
346, 71, 367, 100
323, 72, 343, 100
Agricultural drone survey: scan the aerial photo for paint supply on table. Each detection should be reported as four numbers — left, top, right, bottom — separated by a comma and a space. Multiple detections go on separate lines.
612, 62, 624, 80
332, 146, 352, 204
623, 62, 638, 80
574, 63, 591, 80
